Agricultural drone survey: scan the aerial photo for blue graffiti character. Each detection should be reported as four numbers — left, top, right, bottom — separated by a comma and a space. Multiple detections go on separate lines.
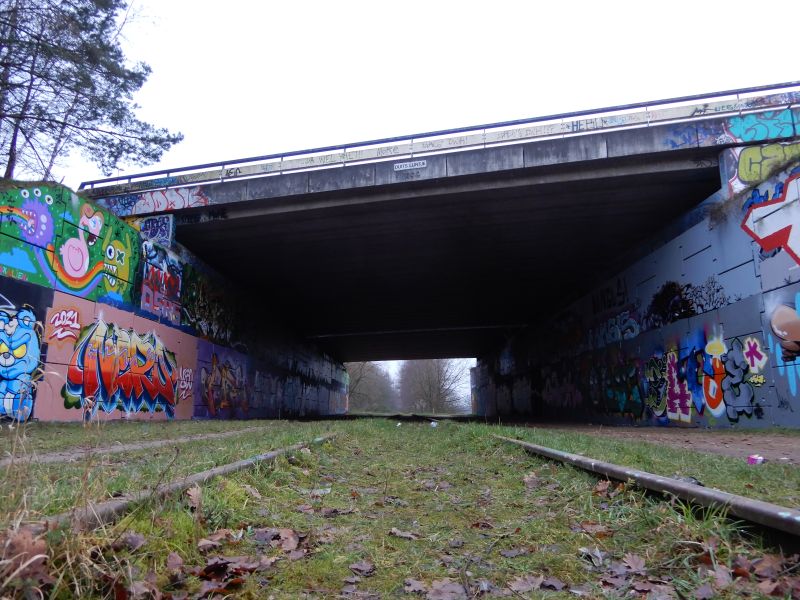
0, 305, 41, 421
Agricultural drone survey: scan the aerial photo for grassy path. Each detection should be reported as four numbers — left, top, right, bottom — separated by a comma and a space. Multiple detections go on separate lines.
0, 425, 274, 467
11, 420, 796, 599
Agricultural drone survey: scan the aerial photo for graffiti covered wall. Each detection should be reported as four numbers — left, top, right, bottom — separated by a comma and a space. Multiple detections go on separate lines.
0, 183, 347, 421
475, 138, 800, 428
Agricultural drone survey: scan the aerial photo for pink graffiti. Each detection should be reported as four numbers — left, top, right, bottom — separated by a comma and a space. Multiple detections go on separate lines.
665, 352, 692, 422
48, 309, 80, 341
133, 188, 209, 215
744, 339, 764, 370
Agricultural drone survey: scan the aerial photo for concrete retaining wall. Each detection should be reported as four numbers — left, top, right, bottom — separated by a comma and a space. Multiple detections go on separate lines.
474, 140, 800, 428
0, 182, 347, 422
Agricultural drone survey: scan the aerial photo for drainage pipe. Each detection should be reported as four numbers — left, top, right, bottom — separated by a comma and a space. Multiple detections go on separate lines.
494, 434, 800, 537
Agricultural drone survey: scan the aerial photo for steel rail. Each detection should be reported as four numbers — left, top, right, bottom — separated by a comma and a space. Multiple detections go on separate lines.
80, 81, 800, 196
494, 434, 800, 537
27, 433, 336, 534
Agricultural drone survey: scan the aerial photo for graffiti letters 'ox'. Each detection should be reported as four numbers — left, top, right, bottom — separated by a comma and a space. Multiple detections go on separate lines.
64, 321, 178, 417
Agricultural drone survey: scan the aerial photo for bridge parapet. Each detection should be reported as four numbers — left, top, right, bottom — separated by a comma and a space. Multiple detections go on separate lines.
81, 83, 800, 205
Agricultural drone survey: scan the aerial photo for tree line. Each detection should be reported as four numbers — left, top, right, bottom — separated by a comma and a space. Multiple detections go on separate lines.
346, 359, 472, 415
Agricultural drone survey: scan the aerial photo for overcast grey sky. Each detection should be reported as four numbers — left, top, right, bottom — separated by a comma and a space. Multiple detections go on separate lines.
64, 0, 798, 188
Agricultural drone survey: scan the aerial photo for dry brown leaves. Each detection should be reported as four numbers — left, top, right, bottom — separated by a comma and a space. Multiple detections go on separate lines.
390, 527, 419, 541
0, 526, 51, 592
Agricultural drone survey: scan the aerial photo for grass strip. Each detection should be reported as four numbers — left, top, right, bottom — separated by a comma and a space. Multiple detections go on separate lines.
0, 426, 276, 467
21, 420, 793, 599
35, 433, 336, 533
495, 434, 800, 536
487, 424, 800, 507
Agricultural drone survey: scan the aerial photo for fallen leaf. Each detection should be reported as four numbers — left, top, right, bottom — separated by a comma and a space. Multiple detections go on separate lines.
390, 528, 419, 540
500, 547, 529, 558
206, 528, 233, 542
195, 556, 232, 580
608, 483, 626, 498
542, 577, 565, 591
593, 480, 611, 497
508, 575, 544, 592
622, 552, 646, 574
569, 583, 593, 596
186, 486, 202, 511
241, 484, 262, 499
277, 528, 300, 551
601, 576, 627, 588
112, 532, 146, 551
404, 578, 427, 593
713, 564, 732, 588
757, 579, 782, 595
578, 546, 608, 568
523, 472, 540, 489
694, 583, 716, 600
0, 528, 50, 586
197, 538, 221, 553
288, 549, 306, 561
343, 576, 361, 584
448, 538, 464, 548
166, 552, 184, 571
576, 521, 613, 538
427, 578, 467, 599
297, 504, 315, 514
349, 560, 376, 577
322, 507, 355, 518
470, 520, 493, 529
753, 554, 783, 579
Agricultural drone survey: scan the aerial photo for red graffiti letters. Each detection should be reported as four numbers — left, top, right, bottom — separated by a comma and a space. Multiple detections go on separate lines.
64, 320, 178, 417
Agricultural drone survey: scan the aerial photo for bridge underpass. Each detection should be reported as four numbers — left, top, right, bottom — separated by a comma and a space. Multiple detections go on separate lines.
173, 156, 719, 361
81, 83, 800, 427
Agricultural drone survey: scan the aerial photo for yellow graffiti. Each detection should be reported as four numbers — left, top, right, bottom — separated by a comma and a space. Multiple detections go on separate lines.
738, 142, 800, 184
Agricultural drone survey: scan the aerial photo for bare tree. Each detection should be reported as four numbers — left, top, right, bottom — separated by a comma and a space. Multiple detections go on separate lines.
398, 359, 471, 414
346, 362, 399, 414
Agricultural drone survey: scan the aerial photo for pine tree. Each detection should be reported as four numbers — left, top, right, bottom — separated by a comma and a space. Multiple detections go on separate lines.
0, 0, 182, 179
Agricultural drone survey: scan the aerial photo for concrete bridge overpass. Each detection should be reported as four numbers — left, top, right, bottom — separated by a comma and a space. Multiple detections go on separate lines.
82, 84, 800, 365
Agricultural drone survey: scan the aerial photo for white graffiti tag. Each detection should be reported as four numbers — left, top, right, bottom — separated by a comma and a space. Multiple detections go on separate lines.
178, 367, 194, 403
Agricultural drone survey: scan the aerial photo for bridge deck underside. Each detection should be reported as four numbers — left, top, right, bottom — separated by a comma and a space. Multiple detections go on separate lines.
177, 161, 719, 361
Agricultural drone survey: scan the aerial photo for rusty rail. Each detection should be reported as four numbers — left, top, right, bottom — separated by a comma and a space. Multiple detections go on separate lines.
494, 434, 800, 537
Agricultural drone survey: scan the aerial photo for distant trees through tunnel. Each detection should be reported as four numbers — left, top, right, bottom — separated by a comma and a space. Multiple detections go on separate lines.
346, 359, 475, 415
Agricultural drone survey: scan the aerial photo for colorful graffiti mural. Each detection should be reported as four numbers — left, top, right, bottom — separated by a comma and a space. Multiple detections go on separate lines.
181, 263, 235, 344
474, 141, 800, 427
126, 214, 175, 247
0, 183, 348, 422
0, 294, 43, 421
741, 170, 800, 266
725, 109, 795, 143
62, 320, 179, 418
196, 342, 248, 418
141, 241, 183, 324
0, 186, 140, 304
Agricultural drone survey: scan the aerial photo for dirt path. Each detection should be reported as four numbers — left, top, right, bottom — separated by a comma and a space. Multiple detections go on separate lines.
535, 424, 800, 465
0, 425, 272, 467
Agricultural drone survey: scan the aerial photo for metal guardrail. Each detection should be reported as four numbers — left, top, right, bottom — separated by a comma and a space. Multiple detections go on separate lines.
80, 81, 800, 198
